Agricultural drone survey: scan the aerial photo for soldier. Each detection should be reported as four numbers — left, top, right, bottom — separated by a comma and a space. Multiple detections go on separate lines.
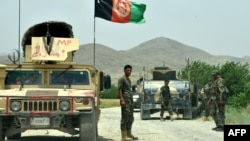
118, 64, 138, 141
209, 70, 228, 131
159, 79, 174, 121
201, 78, 214, 121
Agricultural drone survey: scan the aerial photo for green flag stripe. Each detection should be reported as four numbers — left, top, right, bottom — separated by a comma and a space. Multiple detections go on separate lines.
130, 2, 146, 23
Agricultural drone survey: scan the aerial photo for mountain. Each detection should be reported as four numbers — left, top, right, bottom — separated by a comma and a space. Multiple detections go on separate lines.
1, 37, 249, 84
75, 37, 250, 81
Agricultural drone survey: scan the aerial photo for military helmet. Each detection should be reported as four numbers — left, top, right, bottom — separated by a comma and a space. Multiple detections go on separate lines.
212, 70, 219, 75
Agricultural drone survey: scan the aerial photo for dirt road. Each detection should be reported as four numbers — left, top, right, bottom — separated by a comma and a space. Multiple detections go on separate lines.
10, 107, 224, 141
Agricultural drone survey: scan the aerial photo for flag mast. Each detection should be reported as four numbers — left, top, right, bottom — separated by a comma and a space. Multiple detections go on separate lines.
18, 0, 21, 64
93, 15, 96, 66
93, 0, 100, 66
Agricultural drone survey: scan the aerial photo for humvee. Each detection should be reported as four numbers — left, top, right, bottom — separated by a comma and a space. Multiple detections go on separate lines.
0, 21, 111, 141
137, 67, 200, 120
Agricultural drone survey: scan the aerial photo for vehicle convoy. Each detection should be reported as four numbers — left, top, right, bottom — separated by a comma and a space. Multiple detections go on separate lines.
0, 21, 111, 141
137, 67, 200, 120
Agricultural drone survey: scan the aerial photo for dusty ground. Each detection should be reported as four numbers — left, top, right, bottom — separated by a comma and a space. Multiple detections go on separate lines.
8, 107, 224, 141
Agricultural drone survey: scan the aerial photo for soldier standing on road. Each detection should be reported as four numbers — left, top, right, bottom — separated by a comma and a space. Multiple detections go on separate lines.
200, 78, 214, 121
159, 79, 174, 121
118, 64, 138, 141
209, 70, 228, 131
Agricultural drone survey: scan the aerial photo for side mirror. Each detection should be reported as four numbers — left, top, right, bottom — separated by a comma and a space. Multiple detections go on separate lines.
132, 85, 136, 92
103, 74, 111, 89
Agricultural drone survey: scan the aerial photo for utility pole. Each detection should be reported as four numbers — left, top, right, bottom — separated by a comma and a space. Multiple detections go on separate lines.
186, 57, 192, 82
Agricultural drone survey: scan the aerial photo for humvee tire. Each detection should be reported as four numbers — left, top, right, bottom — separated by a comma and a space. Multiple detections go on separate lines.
140, 104, 150, 120
79, 112, 97, 141
0, 117, 5, 141
183, 105, 192, 119
7, 133, 21, 140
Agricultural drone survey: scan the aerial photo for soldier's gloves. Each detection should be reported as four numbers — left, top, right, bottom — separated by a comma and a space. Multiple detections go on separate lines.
161, 100, 164, 105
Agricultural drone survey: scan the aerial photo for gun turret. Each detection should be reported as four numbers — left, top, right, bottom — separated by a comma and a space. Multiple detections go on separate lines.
21, 21, 79, 64
150, 67, 177, 80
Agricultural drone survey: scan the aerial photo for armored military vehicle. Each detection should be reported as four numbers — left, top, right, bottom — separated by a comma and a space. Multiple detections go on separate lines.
0, 21, 111, 141
137, 67, 200, 120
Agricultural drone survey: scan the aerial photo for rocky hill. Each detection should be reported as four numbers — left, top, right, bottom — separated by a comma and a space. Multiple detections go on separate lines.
1, 37, 249, 84
74, 37, 250, 83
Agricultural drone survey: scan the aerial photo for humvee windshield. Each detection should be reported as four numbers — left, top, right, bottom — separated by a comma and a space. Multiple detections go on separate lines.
5, 70, 90, 85
5, 70, 42, 85
169, 80, 189, 89
50, 71, 89, 85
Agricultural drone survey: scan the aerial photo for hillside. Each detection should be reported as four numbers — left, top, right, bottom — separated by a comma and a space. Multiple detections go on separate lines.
1, 37, 249, 84
75, 37, 249, 83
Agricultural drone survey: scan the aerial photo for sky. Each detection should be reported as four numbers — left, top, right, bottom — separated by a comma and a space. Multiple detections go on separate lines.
0, 0, 250, 58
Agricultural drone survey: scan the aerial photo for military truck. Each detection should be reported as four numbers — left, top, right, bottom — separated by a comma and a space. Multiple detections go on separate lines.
0, 21, 111, 141
137, 67, 200, 120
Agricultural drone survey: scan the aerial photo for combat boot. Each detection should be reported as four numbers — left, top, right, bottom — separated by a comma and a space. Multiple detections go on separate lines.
160, 116, 165, 121
214, 125, 224, 132
127, 130, 138, 140
121, 131, 132, 141
203, 117, 209, 121
170, 115, 175, 121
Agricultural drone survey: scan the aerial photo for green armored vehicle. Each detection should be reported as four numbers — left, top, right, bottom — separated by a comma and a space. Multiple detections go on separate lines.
0, 21, 111, 141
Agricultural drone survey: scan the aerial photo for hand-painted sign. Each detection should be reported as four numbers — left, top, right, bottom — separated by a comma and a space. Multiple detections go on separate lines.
31, 37, 79, 61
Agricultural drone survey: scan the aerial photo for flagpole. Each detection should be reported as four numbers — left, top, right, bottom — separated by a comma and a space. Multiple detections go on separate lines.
93, 16, 96, 66
18, 0, 21, 64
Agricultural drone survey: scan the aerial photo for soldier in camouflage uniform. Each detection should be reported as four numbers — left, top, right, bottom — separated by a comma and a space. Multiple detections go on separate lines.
159, 79, 174, 121
118, 65, 138, 141
201, 79, 214, 121
209, 70, 228, 131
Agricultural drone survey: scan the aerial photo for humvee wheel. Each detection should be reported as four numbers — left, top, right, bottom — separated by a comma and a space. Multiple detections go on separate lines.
79, 112, 97, 141
140, 104, 150, 120
7, 133, 21, 140
0, 117, 5, 141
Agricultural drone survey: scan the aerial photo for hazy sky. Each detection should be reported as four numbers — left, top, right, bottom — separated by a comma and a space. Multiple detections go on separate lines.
0, 0, 249, 58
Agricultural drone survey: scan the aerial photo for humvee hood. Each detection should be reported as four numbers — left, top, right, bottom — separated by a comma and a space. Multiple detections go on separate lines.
0, 88, 94, 97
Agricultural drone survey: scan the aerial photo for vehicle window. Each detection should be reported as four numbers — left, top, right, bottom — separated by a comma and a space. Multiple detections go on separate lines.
5, 70, 42, 85
50, 71, 89, 85
169, 81, 189, 89
144, 84, 161, 93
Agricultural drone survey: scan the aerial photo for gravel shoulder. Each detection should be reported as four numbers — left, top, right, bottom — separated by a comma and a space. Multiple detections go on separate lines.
98, 107, 224, 141
12, 107, 223, 141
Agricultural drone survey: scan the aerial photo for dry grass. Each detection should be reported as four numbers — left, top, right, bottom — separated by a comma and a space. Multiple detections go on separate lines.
226, 104, 250, 124
100, 99, 120, 108
246, 104, 250, 113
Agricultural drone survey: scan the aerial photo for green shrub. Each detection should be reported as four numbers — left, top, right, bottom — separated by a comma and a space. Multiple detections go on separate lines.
228, 82, 250, 108
101, 85, 119, 99
228, 92, 248, 108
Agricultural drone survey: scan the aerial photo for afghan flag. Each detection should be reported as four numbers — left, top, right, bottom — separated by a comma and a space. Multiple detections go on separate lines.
95, 0, 146, 24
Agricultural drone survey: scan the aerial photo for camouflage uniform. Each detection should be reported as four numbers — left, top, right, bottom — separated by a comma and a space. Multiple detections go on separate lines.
118, 76, 134, 132
210, 72, 228, 131
201, 80, 214, 119
159, 84, 173, 120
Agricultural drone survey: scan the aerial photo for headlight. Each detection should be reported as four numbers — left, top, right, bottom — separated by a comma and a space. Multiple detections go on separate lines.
10, 101, 21, 112
59, 101, 70, 111
82, 98, 89, 105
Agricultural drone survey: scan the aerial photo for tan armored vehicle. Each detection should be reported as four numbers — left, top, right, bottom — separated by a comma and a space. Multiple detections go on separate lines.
137, 67, 200, 120
0, 21, 111, 141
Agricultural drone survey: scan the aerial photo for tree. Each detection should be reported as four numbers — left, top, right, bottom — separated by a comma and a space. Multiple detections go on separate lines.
220, 61, 250, 97
179, 60, 250, 100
